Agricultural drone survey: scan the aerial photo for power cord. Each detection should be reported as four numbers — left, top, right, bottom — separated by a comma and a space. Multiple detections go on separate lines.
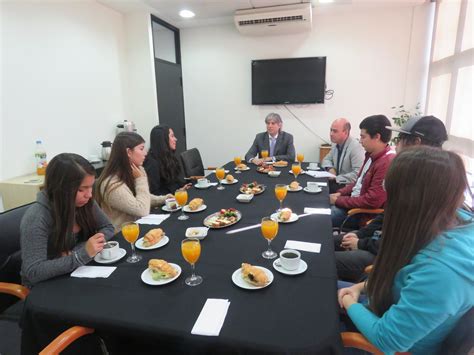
283, 105, 330, 145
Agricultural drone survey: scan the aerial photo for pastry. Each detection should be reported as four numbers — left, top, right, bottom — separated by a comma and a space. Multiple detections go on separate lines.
237, 163, 248, 170
226, 174, 234, 183
289, 181, 299, 190
273, 160, 288, 167
148, 259, 177, 280
188, 198, 204, 211
241, 263, 269, 286
279, 208, 292, 222
143, 228, 164, 247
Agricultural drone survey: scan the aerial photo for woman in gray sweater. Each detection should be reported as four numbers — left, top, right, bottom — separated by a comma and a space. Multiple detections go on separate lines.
21, 153, 114, 287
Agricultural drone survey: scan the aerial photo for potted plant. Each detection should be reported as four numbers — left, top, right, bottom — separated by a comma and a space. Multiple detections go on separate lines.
390, 103, 422, 144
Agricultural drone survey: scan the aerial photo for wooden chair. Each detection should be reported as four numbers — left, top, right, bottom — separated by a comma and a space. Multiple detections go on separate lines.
338, 208, 384, 233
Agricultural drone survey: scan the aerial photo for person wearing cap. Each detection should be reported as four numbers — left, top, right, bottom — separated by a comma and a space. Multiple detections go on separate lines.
330, 114, 395, 228
321, 118, 365, 193
245, 113, 296, 165
335, 115, 448, 282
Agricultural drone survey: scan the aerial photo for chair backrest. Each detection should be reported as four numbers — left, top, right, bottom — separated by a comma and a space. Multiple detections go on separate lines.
440, 307, 474, 354
180, 148, 205, 177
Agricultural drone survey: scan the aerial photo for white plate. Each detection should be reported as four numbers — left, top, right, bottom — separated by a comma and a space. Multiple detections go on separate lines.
231, 266, 274, 290
162, 205, 182, 212
234, 166, 250, 171
135, 235, 170, 250
288, 170, 306, 175
211, 169, 230, 174
185, 227, 209, 239
270, 212, 299, 223
273, 258, 308, 275
303, 187, 322, 194
94, 248, 126, 264
221, 179, 238, 185
141, 263, 181, 286
287, 185, 303, 192
183, 204, 207, 213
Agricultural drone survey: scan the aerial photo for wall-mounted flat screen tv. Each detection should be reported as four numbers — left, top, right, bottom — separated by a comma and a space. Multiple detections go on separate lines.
251, 57, 326, 105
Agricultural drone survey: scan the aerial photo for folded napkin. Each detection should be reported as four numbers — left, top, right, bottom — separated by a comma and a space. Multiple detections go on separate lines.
316, 182, 328, 187
285, 240, 321, 253
136, 214, 170, 225
191, 299, 230, 336
305, 170, 336, 179
71, 266, 116, 278
304, 208, 331, 215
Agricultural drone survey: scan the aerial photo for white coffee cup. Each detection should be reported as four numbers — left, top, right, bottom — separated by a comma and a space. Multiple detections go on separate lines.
196, 178, 210, 187
279, 249, 301, 270
100, 241, 119, 260
165, 198, 178, 210
308, 162, 319, 170
307, 181, 320, 192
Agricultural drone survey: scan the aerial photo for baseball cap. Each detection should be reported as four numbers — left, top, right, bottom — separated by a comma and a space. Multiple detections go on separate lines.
386, 115, 448, 145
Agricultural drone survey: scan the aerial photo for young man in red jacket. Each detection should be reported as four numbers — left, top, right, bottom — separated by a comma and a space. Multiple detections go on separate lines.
330, 114, 395, 228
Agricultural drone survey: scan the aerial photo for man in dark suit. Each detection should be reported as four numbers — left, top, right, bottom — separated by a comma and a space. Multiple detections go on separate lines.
245, 113, 296, 165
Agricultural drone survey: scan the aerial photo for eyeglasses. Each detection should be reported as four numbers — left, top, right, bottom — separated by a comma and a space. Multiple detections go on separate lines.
393, 133, 409, 145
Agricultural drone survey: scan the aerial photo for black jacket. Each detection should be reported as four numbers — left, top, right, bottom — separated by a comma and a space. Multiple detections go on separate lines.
143, 155, 185, 195
356, 213, 384, 255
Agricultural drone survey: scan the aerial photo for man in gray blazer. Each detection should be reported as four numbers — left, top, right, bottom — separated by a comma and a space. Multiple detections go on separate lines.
245, 113, 296, 165
321, 118, 364, 193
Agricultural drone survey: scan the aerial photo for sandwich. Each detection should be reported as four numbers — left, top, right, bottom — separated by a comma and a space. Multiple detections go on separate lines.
289, 181, 300, 190
237, 163, 248, 170
148, 259, 177, 280
188, 198, 204, 211
226, 174, 235, 183
278, 208, 292, 222
143, 228, 164, 247
241, 263, 269, 286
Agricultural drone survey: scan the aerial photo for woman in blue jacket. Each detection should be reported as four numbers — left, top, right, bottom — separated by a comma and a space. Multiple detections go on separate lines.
338, 146, 473, 355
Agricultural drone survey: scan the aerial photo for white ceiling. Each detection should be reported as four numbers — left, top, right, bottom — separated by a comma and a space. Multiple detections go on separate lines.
98, 0, 427, 28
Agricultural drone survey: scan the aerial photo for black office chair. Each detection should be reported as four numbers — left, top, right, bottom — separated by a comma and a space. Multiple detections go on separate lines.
180, 148, 215, 179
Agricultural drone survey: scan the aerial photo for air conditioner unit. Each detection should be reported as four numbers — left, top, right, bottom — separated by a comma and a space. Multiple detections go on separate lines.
234, 3, 312, 36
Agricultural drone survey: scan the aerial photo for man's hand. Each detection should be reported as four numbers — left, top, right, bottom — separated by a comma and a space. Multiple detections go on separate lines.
341, 233, 359, 250
251, 158, 264, 166
328, 168, 337, 179
85, 233, 106, 258
329, 192, 341, 205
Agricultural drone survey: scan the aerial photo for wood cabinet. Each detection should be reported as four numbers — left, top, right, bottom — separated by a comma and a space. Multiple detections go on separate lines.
0, 173, 44, 211
319, 145, 331, 162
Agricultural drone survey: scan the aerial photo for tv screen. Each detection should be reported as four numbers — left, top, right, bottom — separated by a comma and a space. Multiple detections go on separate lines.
251, 57, 326, 105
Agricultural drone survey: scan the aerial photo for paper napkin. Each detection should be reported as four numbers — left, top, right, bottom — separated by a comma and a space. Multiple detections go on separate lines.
136, 214, 170, 225
304, 171, 336, 179
71, 266, 116, 278
285, 240, 321, 253
191, 298, 230, 336
316, 182, 328, 187
304, 208, 331, 215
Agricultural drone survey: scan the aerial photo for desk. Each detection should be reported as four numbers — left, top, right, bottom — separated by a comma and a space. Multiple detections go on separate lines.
22, 162, 343, 354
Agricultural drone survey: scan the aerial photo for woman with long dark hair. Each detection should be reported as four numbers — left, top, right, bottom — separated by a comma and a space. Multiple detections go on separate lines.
338, 146, 473, 354
21, 153, 114, 287
96, 132, 171, 231
144, 125, 190, 195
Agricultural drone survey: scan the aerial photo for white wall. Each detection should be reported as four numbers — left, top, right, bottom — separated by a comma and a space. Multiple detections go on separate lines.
0, 1, 127, 180
180, 4, 433, 167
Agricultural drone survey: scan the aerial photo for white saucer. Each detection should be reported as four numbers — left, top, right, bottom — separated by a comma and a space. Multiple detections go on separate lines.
288, 170, 306, 176
303, 187, 322, 194
287, 185, 303, 192
221, 179, 238, 185
141, 263, 181, 286
231, 266, 274, 290
135, 235, 170, 250
94, 248, 126, 264
273, 258, 308, 275
195, 184, 212, 189
183, 204, 207, 213
211, 169, 230, 174
235, 167, 250, 171
270, 212, 299, 223
162, 205, 182, 212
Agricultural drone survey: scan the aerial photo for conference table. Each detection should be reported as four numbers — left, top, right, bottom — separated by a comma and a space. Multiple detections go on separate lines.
21, 162, 343, 354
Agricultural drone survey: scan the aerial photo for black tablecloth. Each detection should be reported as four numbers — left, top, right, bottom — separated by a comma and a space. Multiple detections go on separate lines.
21, 162, 343, 354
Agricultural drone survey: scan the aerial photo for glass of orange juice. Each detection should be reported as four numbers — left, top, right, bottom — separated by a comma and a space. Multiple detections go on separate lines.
260, 217, 278, 259
216, 167, 226, 190
297, 153, 304, 164
275, 184, 287, 211
175, 188, 189, 221
261, 150, 269, 159
121, 222, 142, 263
292, 163, 302, 181
181, 238, 203, 286
234, 156, 242, 174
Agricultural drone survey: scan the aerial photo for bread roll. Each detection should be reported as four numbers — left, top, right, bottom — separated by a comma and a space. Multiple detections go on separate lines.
241, 263, 269, 286
188, 198, 204, 211
143, 228, 164, 247
289, 181, 300, 190
149, 259, 177, 280
226, 174, 234, 183
279, 208, 292, 222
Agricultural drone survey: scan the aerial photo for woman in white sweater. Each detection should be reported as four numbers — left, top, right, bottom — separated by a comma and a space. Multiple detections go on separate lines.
96, 132, 171, 232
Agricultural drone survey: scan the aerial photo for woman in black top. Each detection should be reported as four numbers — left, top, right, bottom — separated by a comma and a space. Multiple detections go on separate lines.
144, 125, 190, 195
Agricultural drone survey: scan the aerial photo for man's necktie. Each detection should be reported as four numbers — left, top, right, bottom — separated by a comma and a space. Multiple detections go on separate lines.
270, 137, 276, 157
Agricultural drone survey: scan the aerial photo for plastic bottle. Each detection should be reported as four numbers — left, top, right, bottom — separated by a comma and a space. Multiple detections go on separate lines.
35, 140, 47, 175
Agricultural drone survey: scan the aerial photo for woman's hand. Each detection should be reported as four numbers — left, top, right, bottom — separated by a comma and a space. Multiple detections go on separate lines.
85, 233, 106, 257
338, 284, 362, 309
131, 164, 145, 179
